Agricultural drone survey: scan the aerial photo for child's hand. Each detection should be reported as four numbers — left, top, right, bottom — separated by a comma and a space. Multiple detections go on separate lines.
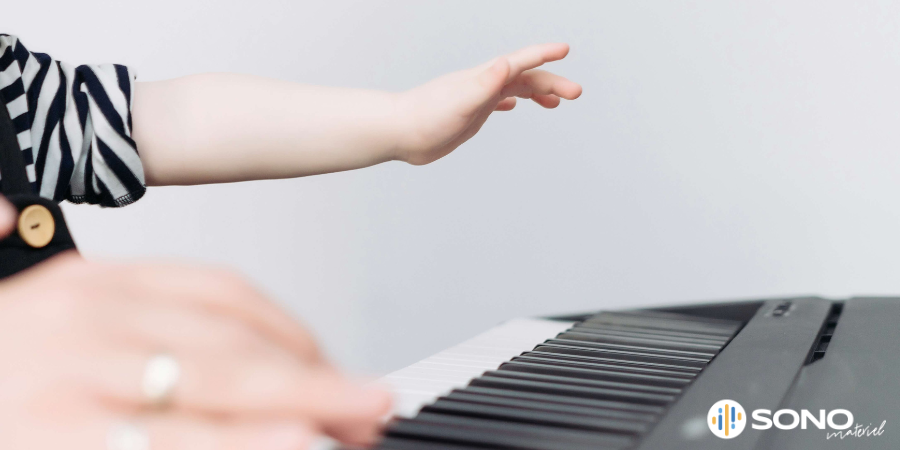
134, 44, 581, 185
395, 43, 582, 165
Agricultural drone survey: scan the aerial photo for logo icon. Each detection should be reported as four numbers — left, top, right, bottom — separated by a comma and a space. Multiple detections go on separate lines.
708, 399, 746, 439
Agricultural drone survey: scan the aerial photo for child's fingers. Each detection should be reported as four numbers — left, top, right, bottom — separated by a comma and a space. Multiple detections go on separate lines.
501, 69, 582, 100
502, 43, 570, 81
472, 43, 569, 78
532, 94, 561, 109
494, 97, 517, 111
527, 70, 582, 99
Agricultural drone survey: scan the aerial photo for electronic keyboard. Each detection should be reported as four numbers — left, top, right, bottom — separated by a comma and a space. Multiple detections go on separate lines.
362, 297, 900, 450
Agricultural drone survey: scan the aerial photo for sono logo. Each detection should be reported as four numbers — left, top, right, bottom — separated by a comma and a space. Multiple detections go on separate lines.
707, 400, 746, 438
707, 399, 855, 439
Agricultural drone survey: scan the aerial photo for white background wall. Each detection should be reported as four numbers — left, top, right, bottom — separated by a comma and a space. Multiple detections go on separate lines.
6, 1, 900, 374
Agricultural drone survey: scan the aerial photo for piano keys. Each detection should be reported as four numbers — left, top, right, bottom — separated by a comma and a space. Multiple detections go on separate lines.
378, 310, 740, 450
340, 297, 900, 450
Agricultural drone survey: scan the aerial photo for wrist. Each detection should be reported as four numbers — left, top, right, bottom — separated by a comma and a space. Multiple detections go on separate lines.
387, 90, 425, 165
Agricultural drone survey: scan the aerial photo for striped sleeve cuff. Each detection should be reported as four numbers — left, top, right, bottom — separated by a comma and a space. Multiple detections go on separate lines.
0, 34, 146, 207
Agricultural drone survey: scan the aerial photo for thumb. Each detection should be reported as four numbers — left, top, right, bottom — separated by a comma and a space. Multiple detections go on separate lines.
0, 196, 15, 239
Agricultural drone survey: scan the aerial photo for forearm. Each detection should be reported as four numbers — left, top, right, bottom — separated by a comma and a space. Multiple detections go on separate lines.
132, 73, 404, 186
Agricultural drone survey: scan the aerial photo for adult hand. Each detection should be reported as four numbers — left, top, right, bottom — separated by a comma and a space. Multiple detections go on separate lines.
0, 245, 390, 449
396, 43, 582, 165
0, 196, 14, 238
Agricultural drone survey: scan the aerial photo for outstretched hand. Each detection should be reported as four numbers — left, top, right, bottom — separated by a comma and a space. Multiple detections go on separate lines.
135, 43, 581, 185
395, 43, 582, 165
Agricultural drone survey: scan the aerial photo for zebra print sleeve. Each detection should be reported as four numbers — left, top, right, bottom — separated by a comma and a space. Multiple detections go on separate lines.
0, 34, 145, 207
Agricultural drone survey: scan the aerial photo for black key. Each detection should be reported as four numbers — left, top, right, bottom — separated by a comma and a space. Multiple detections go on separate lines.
443, 389, 659, 423
513, 354, 697, 379
458, 386, 666, 415
485, 370, 683, 395
389, 412, 634, 450
573, 320, 734, 339
498, 360, 693, 388
527, 347, 705, 372
470, 374, 676, 405
545, 339, 716, 360
378, 436, 494, 450
556, 331, 723, 353
569, 324, 730, 346
387, 419, 567, 450
584, 312, 739, 337
582, 317, 737, 338
422, 398, 650, 434
611, 309, 741, 329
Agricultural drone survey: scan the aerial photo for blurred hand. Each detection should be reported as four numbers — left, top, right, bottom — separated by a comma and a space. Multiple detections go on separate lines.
0, 250, 391, 449
0, 196, 14, 239
395, 43, 582, 165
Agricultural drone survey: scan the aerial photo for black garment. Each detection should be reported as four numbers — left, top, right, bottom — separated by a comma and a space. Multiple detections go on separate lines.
0, 86, 76, 279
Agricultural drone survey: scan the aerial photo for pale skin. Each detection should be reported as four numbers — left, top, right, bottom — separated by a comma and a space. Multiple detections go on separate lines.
133, 43, 581, 184
0, 43, 580, 449
0, 201, 390, 449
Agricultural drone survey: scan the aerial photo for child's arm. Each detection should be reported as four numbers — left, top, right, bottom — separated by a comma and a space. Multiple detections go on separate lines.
132, 44, 581, 186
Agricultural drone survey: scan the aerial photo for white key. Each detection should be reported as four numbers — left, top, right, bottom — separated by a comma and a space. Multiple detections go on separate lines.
382, 317, 575, 419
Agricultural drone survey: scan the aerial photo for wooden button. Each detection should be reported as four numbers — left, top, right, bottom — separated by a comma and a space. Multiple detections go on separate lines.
17, 205, 55, 248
